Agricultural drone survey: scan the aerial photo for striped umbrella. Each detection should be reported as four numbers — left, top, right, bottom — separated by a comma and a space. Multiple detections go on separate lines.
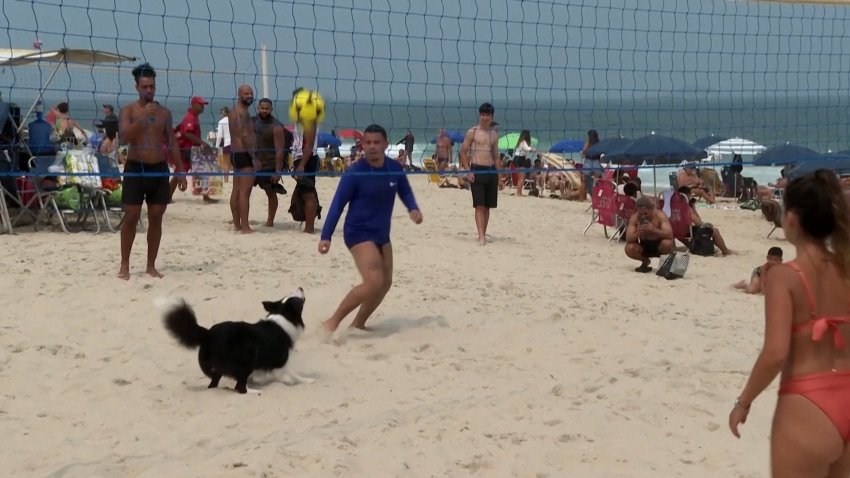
705, 137, 766, 156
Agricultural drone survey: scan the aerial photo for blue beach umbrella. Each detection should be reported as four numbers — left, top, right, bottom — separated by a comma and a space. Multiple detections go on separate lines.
585, 137, 631, 158
753, 143, 819, 166
788, 153, 850, 178
549, 138, 585, 154
317, 131, 342, 148
604, 133, 707, 166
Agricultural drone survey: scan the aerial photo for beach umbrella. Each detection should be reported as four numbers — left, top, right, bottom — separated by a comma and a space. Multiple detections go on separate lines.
337, 128, 364, 141
317, 131, 341, 148
549, 138, 585, 154
430, 130, 465, 144
585, 137, 631, 158
692, 134, 728, 150
498, 132, 538, 150
705, 137, 766, 156
752, 143, 819, 166
604, 133, 707, 166
788, 153, 850, 178
604, 132, 707, 191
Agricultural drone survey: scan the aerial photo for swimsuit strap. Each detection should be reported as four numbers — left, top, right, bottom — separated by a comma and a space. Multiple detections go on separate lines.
788, 261, 850, 349
787, 261, 818, 319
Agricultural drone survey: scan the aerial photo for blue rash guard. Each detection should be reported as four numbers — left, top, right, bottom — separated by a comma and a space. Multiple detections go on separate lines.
320, 156, 419, 248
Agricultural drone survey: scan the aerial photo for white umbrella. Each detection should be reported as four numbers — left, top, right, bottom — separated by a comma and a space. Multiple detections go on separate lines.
0, 48, 137, 132
705, 137, 766, 156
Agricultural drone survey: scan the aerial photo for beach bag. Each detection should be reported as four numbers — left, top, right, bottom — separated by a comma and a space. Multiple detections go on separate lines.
288, 184, 322, 222
657, 252, 690, 280
689, 225, 715, 256
54, 185, 81, 211
105, 184, 122, 206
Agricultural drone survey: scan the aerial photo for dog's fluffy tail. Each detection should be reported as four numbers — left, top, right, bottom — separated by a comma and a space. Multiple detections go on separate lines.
160, 298, 209, 349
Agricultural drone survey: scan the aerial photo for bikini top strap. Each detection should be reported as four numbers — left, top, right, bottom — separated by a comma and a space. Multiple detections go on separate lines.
787, 261, 818, 318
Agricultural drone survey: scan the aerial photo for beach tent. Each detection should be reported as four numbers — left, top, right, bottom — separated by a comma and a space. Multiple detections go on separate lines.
0, 48, 137, 132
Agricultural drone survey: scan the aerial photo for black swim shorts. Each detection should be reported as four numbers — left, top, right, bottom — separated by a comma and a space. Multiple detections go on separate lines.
232, 151, 254, 170
122, 160, 170, 206
470, 164, 498, 209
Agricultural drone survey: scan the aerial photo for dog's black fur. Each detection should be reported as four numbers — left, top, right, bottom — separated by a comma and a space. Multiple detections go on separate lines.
162, 289, 306, 394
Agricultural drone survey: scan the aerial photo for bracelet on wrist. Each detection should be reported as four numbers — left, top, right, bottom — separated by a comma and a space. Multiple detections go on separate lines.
735, 397, 751, 410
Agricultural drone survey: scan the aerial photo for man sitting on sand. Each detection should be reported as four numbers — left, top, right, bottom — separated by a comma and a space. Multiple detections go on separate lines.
733, 246, 783, 294
625, 196, 675, 273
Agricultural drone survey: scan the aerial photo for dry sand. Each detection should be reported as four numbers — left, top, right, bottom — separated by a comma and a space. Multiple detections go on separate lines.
0, 174, 786, 477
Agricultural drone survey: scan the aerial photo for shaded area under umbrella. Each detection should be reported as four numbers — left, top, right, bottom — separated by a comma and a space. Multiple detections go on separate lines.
788, 153, 850, 178
549, 138, 585, 154
692, 134, 728, 150
753, 144, 819, 166
430, 130, 465, 144
585, 137, 631, 158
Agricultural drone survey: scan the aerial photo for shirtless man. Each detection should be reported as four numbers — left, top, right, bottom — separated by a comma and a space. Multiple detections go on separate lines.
624, 196, 675, 273
117, 63, 187, 280
677, 165, 715, 203
435, 128, 453, 172
459, 103, 501, 245
228, 85, 258, 233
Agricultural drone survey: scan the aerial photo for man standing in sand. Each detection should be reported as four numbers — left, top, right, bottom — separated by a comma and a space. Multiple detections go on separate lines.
318, 124, 422, 335
252, 98, 287, 227
117, 62, 187, 280
459, 103, 501, 245
624, 196, 675, 273
228, 85, 258, 233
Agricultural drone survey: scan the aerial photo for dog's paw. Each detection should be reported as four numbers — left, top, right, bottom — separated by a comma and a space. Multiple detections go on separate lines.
245, 387, 262, 395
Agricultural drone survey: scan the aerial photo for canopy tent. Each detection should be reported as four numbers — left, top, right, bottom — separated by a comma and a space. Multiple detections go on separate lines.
0, 48, 138, 132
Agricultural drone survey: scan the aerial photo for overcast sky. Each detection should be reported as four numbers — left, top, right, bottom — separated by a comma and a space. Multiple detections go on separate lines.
0, 0, 847, 105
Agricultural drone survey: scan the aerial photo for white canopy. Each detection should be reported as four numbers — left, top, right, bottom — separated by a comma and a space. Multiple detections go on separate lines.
705, 137, 766, 156
0, 48, 136, 67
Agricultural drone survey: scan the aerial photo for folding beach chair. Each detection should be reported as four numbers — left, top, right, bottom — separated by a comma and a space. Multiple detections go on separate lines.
583, 178, 617, 238
668, 191, 693, 248
761, 199, 783, 239
423, 158, 449, 187
612, 193, 637, 242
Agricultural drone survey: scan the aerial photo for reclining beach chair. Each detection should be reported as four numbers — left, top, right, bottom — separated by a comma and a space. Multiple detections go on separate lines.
423, 158, 449, 187
583, 178, 617, 238
761, 199, 783, 239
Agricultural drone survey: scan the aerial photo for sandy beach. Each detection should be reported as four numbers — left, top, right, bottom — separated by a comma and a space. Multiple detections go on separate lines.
0, 174, 785, 477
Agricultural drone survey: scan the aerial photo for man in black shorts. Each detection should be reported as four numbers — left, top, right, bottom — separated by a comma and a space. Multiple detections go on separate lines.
228, 85, 258, 233
624, 196, 675, 273
459, 102, 501, 246
118, 63, 187, 280
252, 98, 287, 227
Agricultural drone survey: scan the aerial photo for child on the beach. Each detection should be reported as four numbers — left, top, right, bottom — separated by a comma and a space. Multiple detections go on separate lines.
733, 246, 783, 294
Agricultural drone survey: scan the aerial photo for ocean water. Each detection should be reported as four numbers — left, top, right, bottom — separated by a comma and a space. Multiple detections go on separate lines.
24, 94, 843, 188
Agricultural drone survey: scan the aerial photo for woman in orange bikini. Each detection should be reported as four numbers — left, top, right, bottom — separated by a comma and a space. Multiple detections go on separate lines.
730, 169, 850, 477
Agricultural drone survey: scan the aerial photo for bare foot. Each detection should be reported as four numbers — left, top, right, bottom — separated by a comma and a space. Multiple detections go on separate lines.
322, 318, 340, 334
303, 226, 315, 234
478, 237, 486, 246
117, 265, 130, 280
146, 267, 164, 278
349, 324, 373, 332
240, 227, 254, 234
203, 196, 219, 203
264, 221, 274, 227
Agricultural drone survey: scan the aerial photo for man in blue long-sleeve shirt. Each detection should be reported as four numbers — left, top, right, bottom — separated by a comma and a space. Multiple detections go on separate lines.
319, 124, 423, 334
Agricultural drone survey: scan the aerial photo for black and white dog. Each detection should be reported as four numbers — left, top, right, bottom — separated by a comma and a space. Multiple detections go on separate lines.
161, 287, 313, 394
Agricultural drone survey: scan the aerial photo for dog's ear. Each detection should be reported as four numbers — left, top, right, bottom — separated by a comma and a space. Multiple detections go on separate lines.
262, 301, 277, 312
